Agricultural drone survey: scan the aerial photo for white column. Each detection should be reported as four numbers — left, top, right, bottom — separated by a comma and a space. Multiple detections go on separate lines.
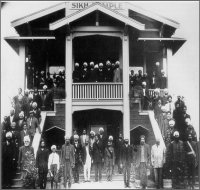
19, 43, 26, 91
122, 35, 130, 141
166, 48, 172, 89
65, 34, 73, 137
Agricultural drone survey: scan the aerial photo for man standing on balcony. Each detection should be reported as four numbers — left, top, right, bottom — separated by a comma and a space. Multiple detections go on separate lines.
98, 63, 105, 82
73, 63, 81, 83
159, 70, 167, 89
116, 133, 124, 174
113, 61, 122, 82
81, 62, 89, 82
140, 81, 151, 110
105, 60, 113, 82
61, 136, 75, 189
88, 61, 96, 82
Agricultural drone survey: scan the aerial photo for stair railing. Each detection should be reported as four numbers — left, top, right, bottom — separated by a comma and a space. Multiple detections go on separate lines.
32, 111, 47, 158
148, 110, 166, 148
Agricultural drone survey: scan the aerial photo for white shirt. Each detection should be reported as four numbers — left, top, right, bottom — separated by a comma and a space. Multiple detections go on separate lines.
85, 146, 91, 165
151, 144, 166, 168
10, 115, 14, 124
82, 135, 86, 144
48, 152, 60, 170
143, 89, 146, 96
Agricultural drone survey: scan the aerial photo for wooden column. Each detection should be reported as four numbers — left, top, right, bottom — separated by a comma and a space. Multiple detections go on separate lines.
65, 34, 73, 137
166, 48, 172, 89
122, 34, 130, 141
143, 53, 147, 74
19, 42, 26, 91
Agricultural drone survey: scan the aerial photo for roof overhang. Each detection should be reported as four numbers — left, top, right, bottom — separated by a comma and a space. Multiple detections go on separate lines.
50, 2, 145, 31
126, 2, 180, 29
11, 2, 66, 27
4, 36, 56, 54
138, 37, 186, 55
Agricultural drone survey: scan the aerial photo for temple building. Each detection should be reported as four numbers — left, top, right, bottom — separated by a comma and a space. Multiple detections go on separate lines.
2, 1, 189, 149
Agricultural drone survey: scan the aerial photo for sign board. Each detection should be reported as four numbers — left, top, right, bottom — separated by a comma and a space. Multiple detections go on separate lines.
66, 1, 128, 16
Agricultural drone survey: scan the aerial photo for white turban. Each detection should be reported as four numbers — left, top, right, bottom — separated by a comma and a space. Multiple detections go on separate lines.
43, 85, 47, 90
24, 135, 30, 142
109, 136, 113, 140
99, 127, 104, 132
6, 132, 12, 138
74, 134, 79, 139
90, 131, 95, 135
32, 102, 37, 108
142, 81, 146, 86
169, 120, 175, 126
51, 145, 56, 150
173, 131, 179, 137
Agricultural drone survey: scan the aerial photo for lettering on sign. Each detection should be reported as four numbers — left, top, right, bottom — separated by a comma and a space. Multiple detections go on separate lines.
70, 2, 124, 10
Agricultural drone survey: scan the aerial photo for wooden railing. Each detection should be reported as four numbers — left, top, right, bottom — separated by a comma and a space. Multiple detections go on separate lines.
72, 83, 123, 100
148, 89, 165, 98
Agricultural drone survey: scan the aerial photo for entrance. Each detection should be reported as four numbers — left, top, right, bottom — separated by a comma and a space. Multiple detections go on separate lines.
130, 125, 149, 146
73, 109, 123, 142
73, 35, 121, 67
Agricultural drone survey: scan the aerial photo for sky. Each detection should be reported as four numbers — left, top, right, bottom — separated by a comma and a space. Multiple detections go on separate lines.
1, 1, 199, 138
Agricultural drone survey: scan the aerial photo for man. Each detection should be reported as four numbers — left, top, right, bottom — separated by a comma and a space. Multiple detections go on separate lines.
104, 141, 115, 181
36, 140, 49, 189
161, 89, 169, 106
34, 70, 40, 89
82, 139, 93, 182
20, 122, 31, 147
72, 63, 81, 83
39, 71, 46, 89
7, 108, 18, 129
159, 70, 167, 89
150, 71, 158, 89
184, 133, 197, 190
115, 133, 124, 174
164, 119, 175, 147
33, 88, 42, 109
121, 138, 132, 188
89, 131, 95, 151
80, 129, 89, 147
22, 89, 31, 119
140, 81, 151, 110
61, 136, 75, 189
73, 134, 82, 183
46, 72, 53, 89
81, 62, 89, 82
27, 111, 41, 144
151, 137, 166, 189
48, 145, 60, 189
142, 73, 150, 89
104, 60, 113, 82
13, 88, 24, 113
129, 70, 136, 88
185, 118, 197, 142
113, 61, 122, 82
70, 129, 78, 144
2, 132, 16, 189
99, 127, 107, 150
88, 61, 96, 82
93, 134, 103, 182
135, 135, 150, 189
98, 63, 105, 82
163, 95, 175, 116
31, 102, 41, 123
18, 135, 35, 180
168, 131, 185, 189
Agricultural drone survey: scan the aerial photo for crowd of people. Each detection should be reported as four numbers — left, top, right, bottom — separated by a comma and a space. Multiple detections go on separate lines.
72, 60, 122, 83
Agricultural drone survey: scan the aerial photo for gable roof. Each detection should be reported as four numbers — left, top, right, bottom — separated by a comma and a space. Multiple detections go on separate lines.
49, 2, 145, 30
126, 2, 180, 29
11, 2, 66, 27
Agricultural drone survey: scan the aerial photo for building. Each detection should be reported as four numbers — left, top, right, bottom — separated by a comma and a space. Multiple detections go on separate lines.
2, 1, 196, 149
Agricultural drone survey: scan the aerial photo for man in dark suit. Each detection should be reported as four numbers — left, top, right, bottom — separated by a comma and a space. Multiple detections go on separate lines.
7, 108, 18, 130
116, 133, 124, 174
121, 138, 133, 188
93, 134, 103, 182
150, 71, 159, 89
88, 61, 96, 82
80, 129, 89, 147
27, 111, 41, 144
98, 63, 105, 82
159, 70, 167, 89
81, 62, 89, 82
36, 140, 49, 189
104, 60, 113, 82
61, 136, 75, 189
20, 122, 31, 147
140, 81, 151, 110
33, 88, 42, 109
72, 135, 82, 183
73, 63, 81, 83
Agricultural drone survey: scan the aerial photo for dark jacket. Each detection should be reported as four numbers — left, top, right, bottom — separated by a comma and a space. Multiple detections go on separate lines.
36, 148, 49, 173
27, 116, 41, 136
93, 141, 103, 163
18, 145, 34, 168
73, 142, 82, 164
104, 146, 115, 166
61, 144, 75, 167
121, 144, 133, 165
135, 143, 150, 166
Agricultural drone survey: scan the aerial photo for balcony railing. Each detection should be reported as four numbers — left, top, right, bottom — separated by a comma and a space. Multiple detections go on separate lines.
72, 83, 123, 100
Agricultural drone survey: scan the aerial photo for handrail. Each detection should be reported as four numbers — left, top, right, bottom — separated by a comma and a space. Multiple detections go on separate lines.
148, 110, 166, 148
32, 111, 47, 158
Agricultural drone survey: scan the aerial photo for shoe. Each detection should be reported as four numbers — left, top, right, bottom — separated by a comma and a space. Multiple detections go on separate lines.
87, 180, 91, 182
83, 180, 87, 183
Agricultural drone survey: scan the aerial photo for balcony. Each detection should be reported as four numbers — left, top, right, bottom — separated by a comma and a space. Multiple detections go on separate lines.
72, 83, 123, 100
